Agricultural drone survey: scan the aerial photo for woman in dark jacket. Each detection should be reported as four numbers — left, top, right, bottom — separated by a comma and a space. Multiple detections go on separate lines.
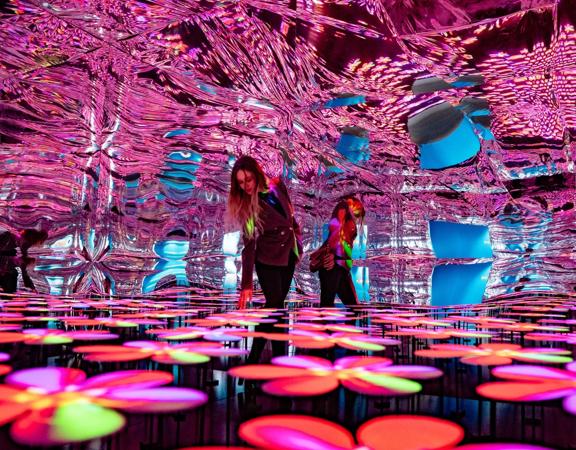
227, 155, 302, 362
0, 228, 47, 294
319, 197, 365, 307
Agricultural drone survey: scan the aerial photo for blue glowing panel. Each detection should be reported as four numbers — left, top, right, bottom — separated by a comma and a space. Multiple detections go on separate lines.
159, 151, 202, 200
154, 240, 190, 260
336, 134, 370, 163
324, 95, 365, 108
351, 266, 370, 302
222, 231, 240, 256
142, 240, 190, 293
431, 262, 492, 306
163, 129, 192, 138
429, 221, 492, 258
420, 118, 480, 169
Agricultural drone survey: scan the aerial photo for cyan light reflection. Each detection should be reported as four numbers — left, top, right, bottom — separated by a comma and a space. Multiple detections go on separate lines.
49, 234, 73, 251
431, 262, 492, 306
159, 151, 202, 201
223, 231, 240, 256
429, 221, 492, 259
46, 276, 64, 295
163, 129, 192, 138
336, 128, 370, 164
222, 232, 240, 293
419, 118, 480, 169
351, 224, 367, 259
429, 220, 493, 305
351, 266, 370, 302
323, 95, 365, 109
142, 240, 190, 293
153, 240, 190, 260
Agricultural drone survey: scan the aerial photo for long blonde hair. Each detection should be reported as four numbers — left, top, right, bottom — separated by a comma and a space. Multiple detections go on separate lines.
226, 156, 268, 238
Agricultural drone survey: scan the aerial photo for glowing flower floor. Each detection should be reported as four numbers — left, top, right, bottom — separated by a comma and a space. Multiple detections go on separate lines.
0, 292, 575, 449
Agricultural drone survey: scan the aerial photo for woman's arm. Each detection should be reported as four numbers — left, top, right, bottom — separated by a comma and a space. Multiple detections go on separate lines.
19, 253, 36, 291
239, 235, 256, 307
274, 177, 303, 258
327, 217, 342, 250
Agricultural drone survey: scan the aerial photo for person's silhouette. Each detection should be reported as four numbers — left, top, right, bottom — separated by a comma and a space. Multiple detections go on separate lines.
0, 228, 48, 294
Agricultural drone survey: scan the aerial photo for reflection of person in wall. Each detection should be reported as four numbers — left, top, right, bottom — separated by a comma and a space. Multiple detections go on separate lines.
226, 155, 302, 362
0, 228, 48, 294
319, 197, 365, 307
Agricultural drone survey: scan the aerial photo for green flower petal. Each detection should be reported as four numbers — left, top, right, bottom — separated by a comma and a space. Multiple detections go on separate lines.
357, 373, 422, 394
12, 401, 125, 446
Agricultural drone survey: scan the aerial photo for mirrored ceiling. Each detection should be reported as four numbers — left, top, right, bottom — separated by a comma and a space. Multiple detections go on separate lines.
1, 0, 574, 300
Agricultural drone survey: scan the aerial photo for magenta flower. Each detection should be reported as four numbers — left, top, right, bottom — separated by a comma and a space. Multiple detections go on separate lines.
477, 362, 576, 415
0, 353, 10, 376
415, 343, 572, 366
229, 355, 442, 396
265, 329, 400, 351
177, 415, 553, 450
147, 326, 245, 342
0, 329, 118, 345
0, 367, 207, 446
74, 340, 246, 364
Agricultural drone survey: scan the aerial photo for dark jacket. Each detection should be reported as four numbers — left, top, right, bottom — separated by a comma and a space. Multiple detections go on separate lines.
0, 230, 35, 291
241, 178, 303, 290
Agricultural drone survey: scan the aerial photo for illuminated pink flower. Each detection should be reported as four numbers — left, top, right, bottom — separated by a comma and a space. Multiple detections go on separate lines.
178, 416, 553, 450
374, 315, 453, 328
0, 329, 118, 345
0, 367, 207, 446
274, 322, 369, 333
0, 312, 25, 323
265, 330, 399, 351
524, 332, 576, 343
387, 328, 493, 340
0, 353, 11, 376
115, 309, 198, 320
477, 362, 576, 415
239, 414, 464, 450
291, 308, 355, 322
146, 326, 245, 342
96, 317, 166, 327
190, 313, 275, 327
415, 343, 572, 366
74, 340, 246, 364
229, 355, 441, 396
480, 322, 568, 333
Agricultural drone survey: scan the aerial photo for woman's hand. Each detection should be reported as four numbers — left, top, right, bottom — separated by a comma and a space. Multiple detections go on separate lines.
238, 288, 253, 309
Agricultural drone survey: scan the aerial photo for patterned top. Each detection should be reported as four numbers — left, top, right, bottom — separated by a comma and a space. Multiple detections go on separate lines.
327, 216, 357, 270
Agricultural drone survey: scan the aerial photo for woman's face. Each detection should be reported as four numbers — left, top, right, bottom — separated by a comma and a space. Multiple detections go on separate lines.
236, 169, 257, 195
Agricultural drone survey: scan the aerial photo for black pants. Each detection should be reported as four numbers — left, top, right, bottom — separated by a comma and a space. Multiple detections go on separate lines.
247, 252, 296, 363
319, 265, 358, 307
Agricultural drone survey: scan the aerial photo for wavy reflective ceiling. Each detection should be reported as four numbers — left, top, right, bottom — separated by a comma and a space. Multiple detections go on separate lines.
1, 0, 574, 300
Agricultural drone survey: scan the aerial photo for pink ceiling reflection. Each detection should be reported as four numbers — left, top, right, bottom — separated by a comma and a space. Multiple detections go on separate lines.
0, 0, 574, 298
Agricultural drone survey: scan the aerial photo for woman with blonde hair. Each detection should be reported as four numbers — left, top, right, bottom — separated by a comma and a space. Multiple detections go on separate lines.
227, 155, 302, 361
